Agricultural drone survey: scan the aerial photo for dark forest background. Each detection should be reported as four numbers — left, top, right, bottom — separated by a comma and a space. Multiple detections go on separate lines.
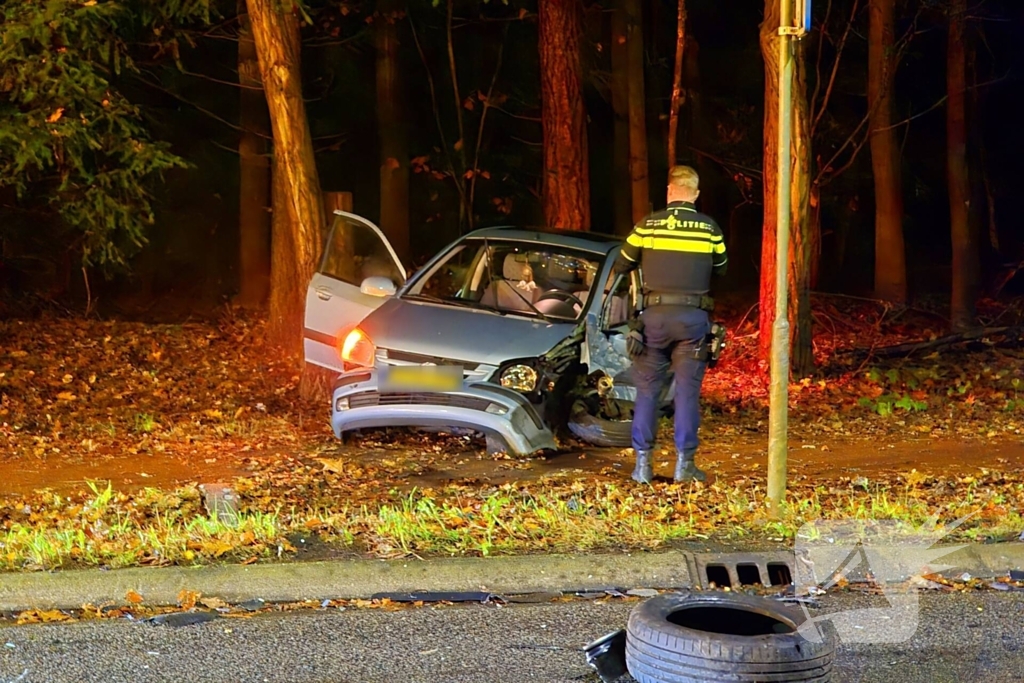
1, 0, 1022, 323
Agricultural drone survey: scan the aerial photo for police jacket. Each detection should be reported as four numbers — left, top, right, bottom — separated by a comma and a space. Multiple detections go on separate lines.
613, 201, 728, 296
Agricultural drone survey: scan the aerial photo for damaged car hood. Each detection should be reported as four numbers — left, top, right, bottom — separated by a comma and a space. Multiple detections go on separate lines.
360, 297, 579, 366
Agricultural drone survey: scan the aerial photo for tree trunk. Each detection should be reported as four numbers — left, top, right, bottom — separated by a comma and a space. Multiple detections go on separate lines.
868, 0, 906, 304
624, 0, 648, 222
685, 38, 717, 227
376, 0, 410, 261
757, 2, 781, 365
610, 0, 632, 234
789, 39, 814, 378
236, 0, 272, 309
538, 0, 590, 230
269, 152, 297, 352
947, 0, 976, 330
666, 0, 686, 172
246, 0, 326, 362
966, 27, 997, 283
758, 2, 812, 374
809, 184, 821, 291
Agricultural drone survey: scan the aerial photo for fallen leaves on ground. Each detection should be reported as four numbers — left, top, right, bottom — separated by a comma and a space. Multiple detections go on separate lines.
0, 302, 1020, 571
0, 313, 336, 472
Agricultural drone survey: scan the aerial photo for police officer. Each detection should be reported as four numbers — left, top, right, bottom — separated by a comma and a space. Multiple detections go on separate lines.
612, 165, 728, 484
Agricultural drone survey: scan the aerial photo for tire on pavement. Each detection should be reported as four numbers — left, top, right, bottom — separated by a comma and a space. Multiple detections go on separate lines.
625, 591, 836, 683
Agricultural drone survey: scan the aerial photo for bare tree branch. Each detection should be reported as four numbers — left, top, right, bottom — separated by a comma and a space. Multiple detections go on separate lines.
408, 10, 468, 218
812, 0, 859, 136
688, 146, 763, 179
133, 72, 272, 139
446, 0, 469, 228
181, 68, 265, 90
468, 25, 508, 228
810, 0, 834, 122
490, 106, 542, 122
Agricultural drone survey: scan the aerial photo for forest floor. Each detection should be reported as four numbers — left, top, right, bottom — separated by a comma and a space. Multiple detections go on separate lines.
1, 296, 1023, 572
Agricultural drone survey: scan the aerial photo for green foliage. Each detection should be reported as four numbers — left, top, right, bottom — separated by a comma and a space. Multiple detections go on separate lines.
859, 365, 931, 416
858, 393, 928, 417
0, 0, 212, 272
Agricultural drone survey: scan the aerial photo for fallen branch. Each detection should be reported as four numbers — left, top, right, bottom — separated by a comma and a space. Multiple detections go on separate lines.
992, 261, 1024, 299
841, 325, 1024, 360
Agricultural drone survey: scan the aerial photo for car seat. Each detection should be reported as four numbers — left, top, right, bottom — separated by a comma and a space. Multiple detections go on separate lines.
480, 253, 538, 312
572, 264, 597, 314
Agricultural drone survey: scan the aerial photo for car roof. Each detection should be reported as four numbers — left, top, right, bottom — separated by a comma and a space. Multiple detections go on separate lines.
462, 225, 623, 255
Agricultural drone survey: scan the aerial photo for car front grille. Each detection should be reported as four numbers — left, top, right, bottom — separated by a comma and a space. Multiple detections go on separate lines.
348, 391, 493, 412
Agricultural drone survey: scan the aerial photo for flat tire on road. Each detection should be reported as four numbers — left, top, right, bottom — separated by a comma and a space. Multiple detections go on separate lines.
625, 592, 836, 683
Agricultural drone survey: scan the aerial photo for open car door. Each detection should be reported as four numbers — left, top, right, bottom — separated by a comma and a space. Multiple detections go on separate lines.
584, 269, 642, 394
303, 211, 407, 373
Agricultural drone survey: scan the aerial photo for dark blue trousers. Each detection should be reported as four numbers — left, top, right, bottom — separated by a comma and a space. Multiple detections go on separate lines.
630, 305, 710, 455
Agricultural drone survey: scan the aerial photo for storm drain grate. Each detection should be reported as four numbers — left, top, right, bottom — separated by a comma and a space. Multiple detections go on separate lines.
689, 552, 796, 589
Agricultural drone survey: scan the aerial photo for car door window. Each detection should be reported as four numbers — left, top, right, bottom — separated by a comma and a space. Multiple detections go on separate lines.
304, 212, 407, 373
601, 271, 639, 330
320, 213, 406, 288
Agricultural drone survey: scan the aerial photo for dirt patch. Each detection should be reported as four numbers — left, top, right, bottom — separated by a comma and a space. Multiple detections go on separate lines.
0, 447, 260, 498
3, 426, 1022, 499
339, 432, 1024, 491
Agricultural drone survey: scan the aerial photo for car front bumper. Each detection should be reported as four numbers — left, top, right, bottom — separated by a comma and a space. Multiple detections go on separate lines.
330, 369, 557, 456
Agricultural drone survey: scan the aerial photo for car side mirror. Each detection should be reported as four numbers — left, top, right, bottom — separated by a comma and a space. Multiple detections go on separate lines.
360, 276, 396, 297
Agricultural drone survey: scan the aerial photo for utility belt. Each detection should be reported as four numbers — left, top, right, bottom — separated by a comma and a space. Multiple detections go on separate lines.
641, 291, 715, 312
628, 291, 727, 366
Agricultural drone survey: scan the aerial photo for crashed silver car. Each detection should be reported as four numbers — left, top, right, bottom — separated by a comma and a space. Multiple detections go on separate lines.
303, 211, 672, 455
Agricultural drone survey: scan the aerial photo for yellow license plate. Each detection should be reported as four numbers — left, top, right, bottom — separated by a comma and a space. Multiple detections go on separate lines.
379, 365, 463, 393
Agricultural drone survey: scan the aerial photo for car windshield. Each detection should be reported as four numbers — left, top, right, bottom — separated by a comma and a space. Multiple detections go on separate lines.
402, 238, 604, 321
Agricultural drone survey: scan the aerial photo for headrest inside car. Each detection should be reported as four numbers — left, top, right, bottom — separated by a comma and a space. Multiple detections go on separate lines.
503, 253, 532, 281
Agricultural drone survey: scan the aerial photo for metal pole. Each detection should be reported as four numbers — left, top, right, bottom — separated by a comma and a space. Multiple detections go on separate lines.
767, 0, 795, 512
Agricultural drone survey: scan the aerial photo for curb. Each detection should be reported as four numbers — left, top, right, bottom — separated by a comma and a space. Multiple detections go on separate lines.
1, 543, 1021, 613
0, 550, 693, 612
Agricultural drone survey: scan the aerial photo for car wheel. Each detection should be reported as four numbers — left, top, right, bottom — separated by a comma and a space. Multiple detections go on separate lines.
567, 397, 634, 448
626, 592, 837, 683
566, 397, 670, 449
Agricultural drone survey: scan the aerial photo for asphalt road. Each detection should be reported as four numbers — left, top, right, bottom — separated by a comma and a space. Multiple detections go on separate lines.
1, 592, 1023, 683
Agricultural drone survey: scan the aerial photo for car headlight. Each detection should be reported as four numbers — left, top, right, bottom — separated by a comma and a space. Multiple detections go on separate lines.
500, 364, 537, 392
340, 328, 376, 368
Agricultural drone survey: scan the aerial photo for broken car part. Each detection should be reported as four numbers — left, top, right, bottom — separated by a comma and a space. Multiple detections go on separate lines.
584, 629, 628, 683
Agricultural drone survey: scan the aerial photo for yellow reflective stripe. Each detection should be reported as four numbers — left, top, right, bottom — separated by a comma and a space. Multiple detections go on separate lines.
636, 236, 714, 254
713, 242, 726, 254
626, 232, 644, 247
634, 228, 721, 241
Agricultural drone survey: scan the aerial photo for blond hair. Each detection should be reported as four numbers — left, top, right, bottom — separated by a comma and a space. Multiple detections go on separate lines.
668, 165, 700, 192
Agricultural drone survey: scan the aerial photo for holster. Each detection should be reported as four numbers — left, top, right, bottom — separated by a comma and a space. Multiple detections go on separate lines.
694, 322, 728, 368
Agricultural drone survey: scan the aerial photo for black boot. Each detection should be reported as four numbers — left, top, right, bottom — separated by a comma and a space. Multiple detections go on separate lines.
632, 450, 654, 483
674, 452, 706, 483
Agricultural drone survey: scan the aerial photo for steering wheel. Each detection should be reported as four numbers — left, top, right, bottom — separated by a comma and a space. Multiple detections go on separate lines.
536, 289, 584, 309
